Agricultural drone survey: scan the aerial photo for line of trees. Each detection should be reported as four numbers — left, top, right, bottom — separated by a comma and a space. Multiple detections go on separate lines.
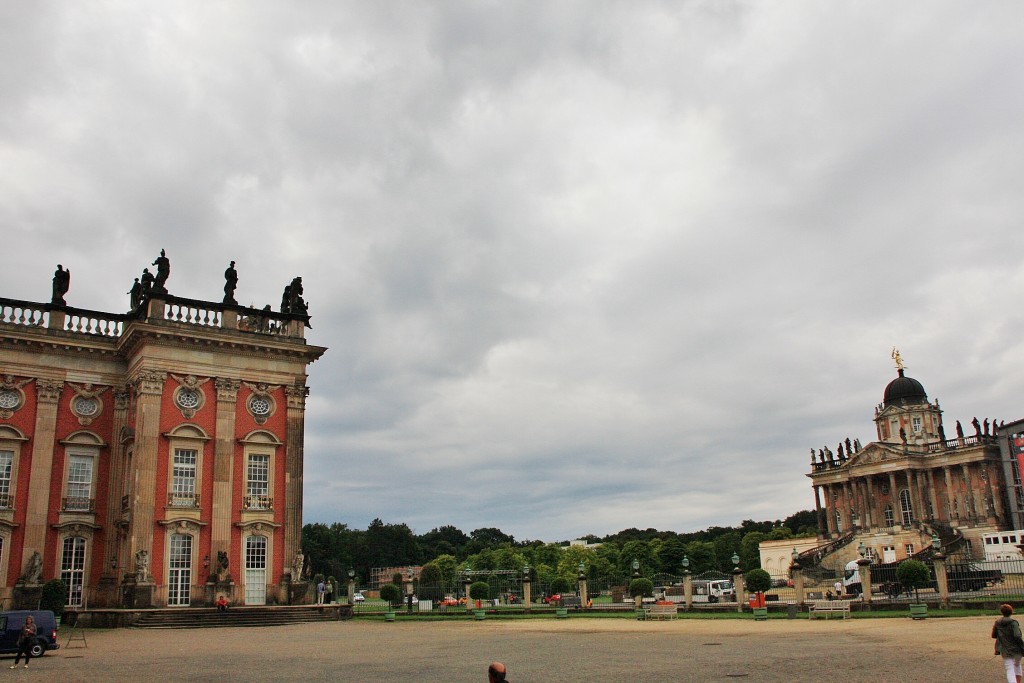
301, 510, 817, 587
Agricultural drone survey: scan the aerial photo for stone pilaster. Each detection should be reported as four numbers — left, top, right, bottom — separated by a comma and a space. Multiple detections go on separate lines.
23, 379, 63, 571
127, 369, 165, 595
100, 388, 130, 583
283, 383, 308, 582
213, 378, 240, 577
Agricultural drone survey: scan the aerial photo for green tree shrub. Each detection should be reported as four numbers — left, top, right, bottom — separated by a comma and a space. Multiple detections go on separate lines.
550, 576, 572, 594
896, 559, 931, 603
469, 581, 490, 601
745, 568, 772, 595
379, 583, 402, 606
40, 579, 67, 618
629, 577, 654, 598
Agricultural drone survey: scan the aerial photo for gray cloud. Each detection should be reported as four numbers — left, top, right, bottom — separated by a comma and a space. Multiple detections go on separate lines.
3, 1, 1023, 540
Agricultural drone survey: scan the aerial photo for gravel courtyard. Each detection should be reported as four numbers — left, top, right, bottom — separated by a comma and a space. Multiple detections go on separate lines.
7, 615, 1001, 682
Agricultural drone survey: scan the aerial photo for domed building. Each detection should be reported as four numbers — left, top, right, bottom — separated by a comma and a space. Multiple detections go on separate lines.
806, 354, 1009, 564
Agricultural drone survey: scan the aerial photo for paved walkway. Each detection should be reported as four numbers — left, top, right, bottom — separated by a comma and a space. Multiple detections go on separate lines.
7, 615, 993, 682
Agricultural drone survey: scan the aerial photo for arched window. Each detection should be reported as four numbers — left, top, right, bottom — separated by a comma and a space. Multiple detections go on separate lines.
899, 489, 913, 526
245, 535, 268, 605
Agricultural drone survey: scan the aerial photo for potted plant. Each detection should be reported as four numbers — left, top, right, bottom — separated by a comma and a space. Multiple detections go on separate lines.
379, 583, 401, 621
630, 577, 654, 619
469, 581, 490, 620
896, 559, 931, 620
745, 569, 772, 621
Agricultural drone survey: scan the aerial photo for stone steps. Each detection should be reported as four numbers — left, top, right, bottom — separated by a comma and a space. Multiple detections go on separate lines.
134, 605, 343, 629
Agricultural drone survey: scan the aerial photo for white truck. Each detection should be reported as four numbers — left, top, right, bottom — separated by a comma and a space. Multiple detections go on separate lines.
692, 579, 735, 603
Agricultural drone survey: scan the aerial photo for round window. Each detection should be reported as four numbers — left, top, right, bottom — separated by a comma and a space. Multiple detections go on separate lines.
249, 396, 272, 417
73, 397, 99, 416
176, 389, 200, 410
0, 390, 19, 410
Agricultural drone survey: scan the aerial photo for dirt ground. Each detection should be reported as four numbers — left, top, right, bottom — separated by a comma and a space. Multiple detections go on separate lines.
7, 615, 1007, 682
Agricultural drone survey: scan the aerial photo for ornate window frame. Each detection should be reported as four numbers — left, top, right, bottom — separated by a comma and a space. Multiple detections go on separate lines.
243, 383, 278, 425
0, 376, 30, 419
164, 425, 210, 514
0, 426, 27, 516
158, 518, 206, 594
58, 431, 106, 516
170, 375, 209, 420
239, 430, 282, 514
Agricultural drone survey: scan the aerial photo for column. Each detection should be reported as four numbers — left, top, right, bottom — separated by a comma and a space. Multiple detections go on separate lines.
127, 369, 165, 594
683, 572, 693, 610
101, 387, 130, 581
23, 380, 63, 572
813, 486, 824, 537
960, 464, 975, 520
866, 477, 880, 529
857, 558, 873, 605
942, 466, 956, 520
822, 485, 835, 536
732, 568, 745, 613
283, 383, 309, 580
926, 469, 940, 521
792, 562, 805, 606
988, 464, 1006, 522
933, 553, 950, 607
906, 470, 923, 523
888, 472, 899, 523
212, 378, 240, 575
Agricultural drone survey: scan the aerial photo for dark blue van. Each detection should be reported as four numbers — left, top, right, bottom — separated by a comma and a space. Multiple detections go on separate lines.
0, 611, 59, 658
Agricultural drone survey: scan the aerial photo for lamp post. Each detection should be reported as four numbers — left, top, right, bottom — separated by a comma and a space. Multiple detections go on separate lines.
406, 567, 415, 613
347, 568, 356, 605
463, 565, 472, 609
522, 565, 532, 610
631, 559, 641, 609
681, 555, 693, 610
731, 552, 744, 613
931, 533, 949, 606
790, 547, 805, 606
856, 541, 873, 604
577, 562, 588, 607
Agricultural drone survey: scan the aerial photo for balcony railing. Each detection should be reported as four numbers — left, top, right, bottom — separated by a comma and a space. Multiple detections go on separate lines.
167, 492, 201, 508
62, 496, 95, 513
0, 293, 309, 340
243, 494, 274, 510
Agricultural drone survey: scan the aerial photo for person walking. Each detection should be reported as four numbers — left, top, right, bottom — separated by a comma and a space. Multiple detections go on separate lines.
993, 603, 1024, 683
10, 615, 36, 669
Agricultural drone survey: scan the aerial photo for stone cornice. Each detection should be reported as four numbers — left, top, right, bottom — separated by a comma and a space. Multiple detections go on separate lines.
116, 322, 326, 365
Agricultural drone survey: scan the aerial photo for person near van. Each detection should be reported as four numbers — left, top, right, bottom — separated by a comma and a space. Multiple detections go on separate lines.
10, 615, 36, 669
992, 603, 1024, 683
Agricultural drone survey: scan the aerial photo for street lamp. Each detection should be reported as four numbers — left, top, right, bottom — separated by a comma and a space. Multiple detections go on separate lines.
731, 552, 740, 570
791, 547, 800, 563
681, 555, 690, 573
631, 559, 640, 577
858, 541, 866, 558
931, 533, 941, 553
578, 562, 586, 578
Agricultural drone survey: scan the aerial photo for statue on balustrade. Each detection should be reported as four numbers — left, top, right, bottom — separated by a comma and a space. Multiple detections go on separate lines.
51, 264, 70, 306
140, 268, 155, 299
938, 423, 946, 441
983, 418, 990, 436
223, 261, 238, 305
128, 278, 143, 311
972, 417, 981, 436
956, 420, 964, 439
151, 249, 170, 294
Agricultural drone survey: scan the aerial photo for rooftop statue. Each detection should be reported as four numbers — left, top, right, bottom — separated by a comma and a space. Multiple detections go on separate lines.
223, 261, 238, 305
128, 278, 143, 311
51, 264, 71, 306
152, 249, 170, 294
140, 268, 155, 299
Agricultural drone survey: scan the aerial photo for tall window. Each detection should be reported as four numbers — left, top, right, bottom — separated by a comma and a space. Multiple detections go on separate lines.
245, 535, 268, 605
899, 489, 914, 526
246, 454, 270, 509
171, 449, 198, 506
835, 509, 842, 532
65, 454, 94, 511
911, 416, 922, 434
167, 533, 193, 606
883, 505, 894, 527
61, 536, 87, 607
0, 450, 12, 509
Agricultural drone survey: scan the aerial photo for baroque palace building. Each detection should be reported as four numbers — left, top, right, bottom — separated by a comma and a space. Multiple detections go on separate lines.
0, 255, 325, 608
806, 352, 1012, 566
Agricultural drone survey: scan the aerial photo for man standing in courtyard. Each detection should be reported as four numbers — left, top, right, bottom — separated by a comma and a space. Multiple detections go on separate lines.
317, 578, 326, 605
487, 662, 507, 682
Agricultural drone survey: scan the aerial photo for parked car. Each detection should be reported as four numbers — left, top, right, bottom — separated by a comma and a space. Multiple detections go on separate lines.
542, 594, 561, 604
352, 591, 365, 603
0, 611, 59, 658
438, 597, 460, 607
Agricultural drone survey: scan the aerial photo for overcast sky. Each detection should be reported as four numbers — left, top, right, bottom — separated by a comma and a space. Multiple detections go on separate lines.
3, 2, 1023, 542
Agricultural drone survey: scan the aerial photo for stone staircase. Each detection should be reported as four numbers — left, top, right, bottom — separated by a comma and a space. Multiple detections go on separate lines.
133, 604, 346, 629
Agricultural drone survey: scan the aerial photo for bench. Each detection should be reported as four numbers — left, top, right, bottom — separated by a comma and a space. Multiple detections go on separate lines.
639, 603, 678, 621
560, 596, 582, 609
808, 600, 851, 620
